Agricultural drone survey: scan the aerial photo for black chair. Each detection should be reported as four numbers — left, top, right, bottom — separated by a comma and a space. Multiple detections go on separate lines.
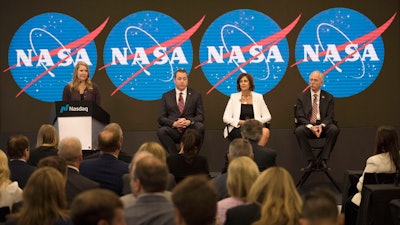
390, 199, 400, 225
0, 206, 10, 223
293, 104, 341, 192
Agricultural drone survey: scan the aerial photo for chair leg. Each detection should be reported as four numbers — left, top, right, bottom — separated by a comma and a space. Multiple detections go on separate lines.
323, 169, 342, 193
297, 170, 312, 189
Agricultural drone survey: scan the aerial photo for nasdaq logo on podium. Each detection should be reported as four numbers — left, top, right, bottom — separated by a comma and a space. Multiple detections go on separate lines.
59, 104, 89, 113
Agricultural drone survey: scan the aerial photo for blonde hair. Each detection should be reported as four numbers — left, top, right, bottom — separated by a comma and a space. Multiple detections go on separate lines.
249, 167, 302, 225
137, 142, 167, 163
10, 167, 68, 225
36, 124, 58, 148
69, 61, 93, 91
0, 150, 11, 191
227, 157, 259, 199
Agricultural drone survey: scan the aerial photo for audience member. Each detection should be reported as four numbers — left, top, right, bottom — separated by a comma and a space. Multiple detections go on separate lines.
167, 129, 210, 183
212, 138, 254, 200
216, 157, 259, 225
241, 119, 276, 171
28, 124, 59, 166
58, 137, 99, 207
85, 123, 132, 163
225, 167, 302, 225
120, 151, 173, 208
7, 135, 35, 189
222, 72, 271, 146
172, 175, 217, 225
6, 167, 71, 225
157, 69, 205, 154
300, 189, 343, 225
37, 155, 68, 178
70, 189, 126, 225
80, 127, 129, 195
345, 125, 400, 225
124, 155, 175, 225
0, 150, 22, 216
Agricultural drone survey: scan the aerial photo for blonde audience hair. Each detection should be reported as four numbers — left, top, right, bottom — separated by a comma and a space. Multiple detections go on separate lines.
227, 157, 259, 200
248, 167, 302, 225
137, 142, 167, 162
9, 167, 68, 225
0, 150, 11, 191
36, 124, 58, 148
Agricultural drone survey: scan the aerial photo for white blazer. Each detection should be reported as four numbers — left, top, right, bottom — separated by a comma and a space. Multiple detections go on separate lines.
351, 152, 397, 206
223, 91, 271, 138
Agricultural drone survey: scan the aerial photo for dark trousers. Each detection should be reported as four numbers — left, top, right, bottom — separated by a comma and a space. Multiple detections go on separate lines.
157, 122, 204, 154
294, 123, 339, 161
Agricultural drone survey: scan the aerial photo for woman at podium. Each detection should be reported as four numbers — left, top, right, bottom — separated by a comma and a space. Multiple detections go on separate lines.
62, 61, 101, 105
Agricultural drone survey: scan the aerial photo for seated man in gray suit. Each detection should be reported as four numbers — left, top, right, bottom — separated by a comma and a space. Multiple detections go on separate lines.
58, 137, 99, 207
124, 154, 175, 225
157, 69, 205, 154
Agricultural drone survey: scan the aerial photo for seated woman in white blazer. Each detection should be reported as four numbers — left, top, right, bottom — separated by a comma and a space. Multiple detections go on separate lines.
223, 73, 271, 146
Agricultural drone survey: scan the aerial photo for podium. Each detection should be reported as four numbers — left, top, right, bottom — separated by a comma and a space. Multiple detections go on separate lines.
50, 101, 110, 150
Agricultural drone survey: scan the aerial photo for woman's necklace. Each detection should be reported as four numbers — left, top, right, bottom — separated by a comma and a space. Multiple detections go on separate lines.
242, 94, 251, 104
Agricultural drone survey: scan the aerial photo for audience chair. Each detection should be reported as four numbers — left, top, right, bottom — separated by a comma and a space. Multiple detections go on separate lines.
294, 105, 341, 192
390, 199, 400, 225
0, 206, 10, 223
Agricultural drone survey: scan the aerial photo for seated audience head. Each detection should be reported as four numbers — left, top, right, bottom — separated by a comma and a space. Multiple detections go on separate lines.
37, 156, 68, 178
172, 175, 217, 225
57, 136, 83, 165
0, 150, 11, 185
104, 122, 124, 144
228, 138, 254, 161
131, 155, 168, 197
97, 128, 121, 153
300, 189, 343, 225
36, 124, 58, 148
7, 135, 29, 160
227, 156, 259, 200
241, 119, 263, 142
137, 142, 167, 162
249, 166, 302, 225
375, 126, 400, 170
8, 167, 68, 225
70, 189, 125, 225
180, 128, 202, 155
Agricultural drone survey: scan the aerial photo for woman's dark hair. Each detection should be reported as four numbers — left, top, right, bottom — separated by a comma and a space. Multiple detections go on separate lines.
375, 126, 400, 171
236, 73, 255, 92
181, 129, 202, 164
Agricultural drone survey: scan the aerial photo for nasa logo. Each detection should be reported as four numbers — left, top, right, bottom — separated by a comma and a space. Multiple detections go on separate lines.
102, 11, 200, 100
294, 8, 396, 97
7, 12, 101, 102
198, 9, 296, 96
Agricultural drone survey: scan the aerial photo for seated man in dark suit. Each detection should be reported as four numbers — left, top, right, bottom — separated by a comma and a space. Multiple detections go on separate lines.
295, 70, 339, 169
80, 124, 129, 195
58, 136, 99, 207
241, 119, 276, 171
157, 69, 205, 154
7, 135, 36, 189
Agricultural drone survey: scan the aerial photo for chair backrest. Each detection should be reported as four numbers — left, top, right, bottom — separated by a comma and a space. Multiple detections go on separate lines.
364, 172, 397, 185
0, 206, 10, 223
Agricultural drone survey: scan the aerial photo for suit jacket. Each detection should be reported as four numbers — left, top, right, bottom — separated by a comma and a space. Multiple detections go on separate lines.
295, 89, 335, 126
80, 154, 129, 195
8, 160, 36, 189
158, 87, 204, 127
62, 83, 101, 106
351, 152, 397, 206
223, 91, 271, 137
224, 203, 260, 225
28, 145, 58, 166
250, 141, 277, 172
212, 173, 228, 200
124, 193, 175, 225
65, 167, 99, 206
167, 154, 210, 183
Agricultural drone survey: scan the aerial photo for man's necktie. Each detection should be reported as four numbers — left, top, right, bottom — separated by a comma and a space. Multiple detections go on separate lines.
178, 92, 184, 114
310, 93, 318, 124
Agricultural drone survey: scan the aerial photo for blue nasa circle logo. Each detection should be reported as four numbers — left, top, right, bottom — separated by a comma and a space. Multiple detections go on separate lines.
295, 8, 384, 98
199, 9, 289, 96
103, 11, 193, 101
8, 12, 97, 102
